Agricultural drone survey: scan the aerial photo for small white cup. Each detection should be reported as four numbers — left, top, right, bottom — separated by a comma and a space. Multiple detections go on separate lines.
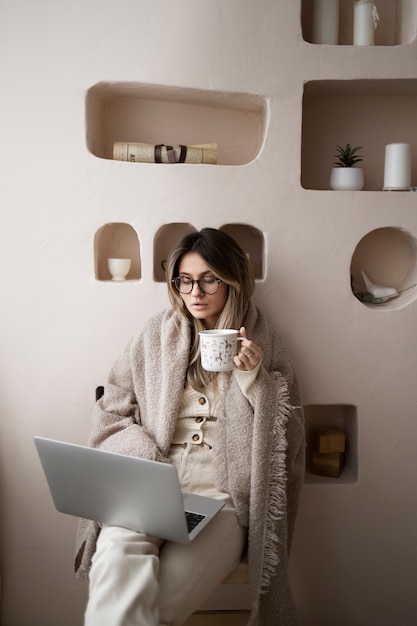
199, 329, 243, 372
107, 258, 131, 281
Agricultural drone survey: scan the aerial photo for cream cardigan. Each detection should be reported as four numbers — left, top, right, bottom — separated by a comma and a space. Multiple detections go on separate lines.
75, 303, 305, 626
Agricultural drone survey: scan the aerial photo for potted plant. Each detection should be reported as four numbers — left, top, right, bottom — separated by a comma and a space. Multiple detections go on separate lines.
330, 143, 364, 190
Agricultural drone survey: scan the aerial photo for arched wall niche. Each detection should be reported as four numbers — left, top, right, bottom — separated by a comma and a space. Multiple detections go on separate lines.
153, 223, 197, 282
94, 222, 265, 284
220, 223, 265, 280
94, 222, 141, 281
152, 222, 265, 282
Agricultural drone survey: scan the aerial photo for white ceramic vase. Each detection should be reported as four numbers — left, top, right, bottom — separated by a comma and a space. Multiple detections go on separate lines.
330, 167, 364, 190
353, 1, 379, 46
312, 0, 340, 45
383, 143, 412, 190
107, 258, 132, 281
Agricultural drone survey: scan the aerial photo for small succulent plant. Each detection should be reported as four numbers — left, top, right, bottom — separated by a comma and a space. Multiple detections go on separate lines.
333, 144, 363, 168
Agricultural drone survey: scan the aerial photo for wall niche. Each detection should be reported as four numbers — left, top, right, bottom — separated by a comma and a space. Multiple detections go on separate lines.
301, 0, 416, 46
220, 223, 265, 280
153, 223, 197, 282
153, 223, 265, 283
86, 82, 267, 166
304, 404, 358, 484
94, 223, 141, 281
351, 226, 417, 309
301, 78, 417, 190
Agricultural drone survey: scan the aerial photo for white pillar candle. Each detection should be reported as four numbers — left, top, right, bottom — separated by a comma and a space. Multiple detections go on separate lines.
383, 143, 412, 190
312, 0, 339, 45
353, 1, 378, 46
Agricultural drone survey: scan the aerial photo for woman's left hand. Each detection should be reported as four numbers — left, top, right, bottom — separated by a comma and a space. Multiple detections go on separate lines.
234, 326, 263, 371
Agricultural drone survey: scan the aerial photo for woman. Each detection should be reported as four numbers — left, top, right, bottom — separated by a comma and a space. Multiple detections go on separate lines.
75, 228, 305, 626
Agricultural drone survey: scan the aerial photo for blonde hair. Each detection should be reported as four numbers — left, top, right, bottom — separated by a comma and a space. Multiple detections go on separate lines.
166, 228, 255, 390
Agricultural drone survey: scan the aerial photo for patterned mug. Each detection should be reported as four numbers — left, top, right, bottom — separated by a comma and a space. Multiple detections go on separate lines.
199, 329, 243, 372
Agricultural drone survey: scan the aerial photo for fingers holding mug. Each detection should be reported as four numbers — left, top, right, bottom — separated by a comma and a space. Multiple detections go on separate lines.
234, 327, 262, 371
198, 327, 262, 373
235, 344, 260, 370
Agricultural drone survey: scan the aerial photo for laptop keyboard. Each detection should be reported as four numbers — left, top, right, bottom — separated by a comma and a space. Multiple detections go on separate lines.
185, 510, 205, 532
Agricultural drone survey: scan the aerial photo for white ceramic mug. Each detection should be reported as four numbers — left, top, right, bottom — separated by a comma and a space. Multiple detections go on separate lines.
199, 329, 243, 372
107, 258, 131, 281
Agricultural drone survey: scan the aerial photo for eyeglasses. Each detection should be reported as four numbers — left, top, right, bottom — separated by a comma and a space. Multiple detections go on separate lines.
172, 275, 222, 295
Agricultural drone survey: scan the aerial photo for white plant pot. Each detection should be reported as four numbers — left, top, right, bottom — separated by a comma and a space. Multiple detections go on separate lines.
330, 167, 364, 190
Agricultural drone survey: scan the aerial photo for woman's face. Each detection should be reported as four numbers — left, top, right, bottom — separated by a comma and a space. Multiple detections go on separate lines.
177, 252, 228, 329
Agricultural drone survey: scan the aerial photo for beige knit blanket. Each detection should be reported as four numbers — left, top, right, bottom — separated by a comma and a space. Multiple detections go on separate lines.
75, 303, 305, 626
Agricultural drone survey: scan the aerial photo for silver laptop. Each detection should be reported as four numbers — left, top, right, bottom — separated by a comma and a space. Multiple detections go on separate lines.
34, 436, 224, 543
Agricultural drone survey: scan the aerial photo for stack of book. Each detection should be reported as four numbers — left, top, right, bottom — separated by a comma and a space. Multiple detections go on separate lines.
311, 428, 346, 478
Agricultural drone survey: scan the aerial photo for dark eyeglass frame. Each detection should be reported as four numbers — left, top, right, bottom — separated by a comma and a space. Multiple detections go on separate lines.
172, 276, 222, 295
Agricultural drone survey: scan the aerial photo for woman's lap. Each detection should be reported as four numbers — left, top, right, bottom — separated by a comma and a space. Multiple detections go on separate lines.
86, 444, 246, 625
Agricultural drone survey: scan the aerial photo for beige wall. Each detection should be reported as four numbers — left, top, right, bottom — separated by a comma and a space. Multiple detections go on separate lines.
1, 1, 417, 625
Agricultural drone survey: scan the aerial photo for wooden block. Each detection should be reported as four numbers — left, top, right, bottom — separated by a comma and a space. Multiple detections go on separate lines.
314, 428, 346, 454
312, 451, 345, 478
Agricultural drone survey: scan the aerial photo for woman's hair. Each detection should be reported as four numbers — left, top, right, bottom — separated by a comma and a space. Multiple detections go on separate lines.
166, 228, 255, 389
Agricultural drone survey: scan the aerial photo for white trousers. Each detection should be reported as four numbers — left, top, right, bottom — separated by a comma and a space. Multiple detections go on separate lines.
84, 443, 247, 626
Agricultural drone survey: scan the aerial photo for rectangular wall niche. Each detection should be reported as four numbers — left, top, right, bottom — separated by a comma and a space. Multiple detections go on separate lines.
85, 82, 267, 166
301, 78, 417, 190
303, 404, 358, 484
301, 0, 417, 46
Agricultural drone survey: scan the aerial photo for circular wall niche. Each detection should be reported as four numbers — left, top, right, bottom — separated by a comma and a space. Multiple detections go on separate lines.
350, 227, 417, 309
